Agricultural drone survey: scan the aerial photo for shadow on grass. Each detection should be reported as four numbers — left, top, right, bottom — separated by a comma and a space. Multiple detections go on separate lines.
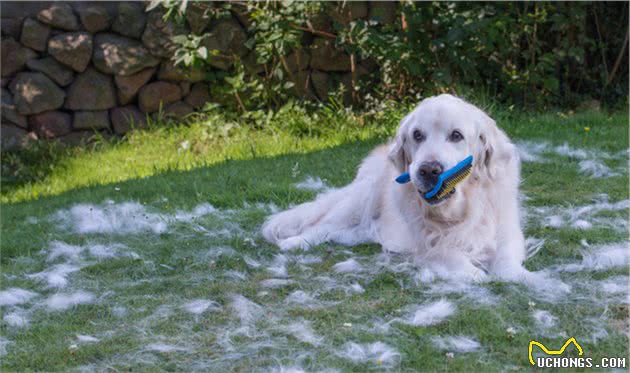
0, 137, 383, 262
1, 135, 114, 196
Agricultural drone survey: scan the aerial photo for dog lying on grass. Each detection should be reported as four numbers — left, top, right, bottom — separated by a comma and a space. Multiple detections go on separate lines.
263, 94, 538, 282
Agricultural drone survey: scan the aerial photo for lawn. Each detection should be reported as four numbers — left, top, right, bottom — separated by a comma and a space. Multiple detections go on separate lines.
1, 104, 628, 371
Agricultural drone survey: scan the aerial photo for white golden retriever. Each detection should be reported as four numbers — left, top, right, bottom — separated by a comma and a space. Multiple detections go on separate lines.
262, 94, 534, 282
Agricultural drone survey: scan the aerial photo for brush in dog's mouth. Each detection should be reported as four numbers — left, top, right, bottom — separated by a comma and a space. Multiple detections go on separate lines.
396, 156, 472, 206
419, 188, 456, 205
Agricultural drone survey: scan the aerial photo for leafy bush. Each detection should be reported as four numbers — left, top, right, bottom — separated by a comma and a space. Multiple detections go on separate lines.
158, 1, 628, 110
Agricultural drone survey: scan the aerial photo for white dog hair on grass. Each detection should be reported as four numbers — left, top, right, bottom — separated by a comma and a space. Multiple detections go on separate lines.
284, 290, 324, 309
311, 275, 366, 296
596, 276, 630, 299
3, 310, 29, 328
54, 201, 220, 235
267, 367, 307, 373
532, 310, 557, 329
46, 241, 136, 262
267, 254, 289, 278
578, 160, 620, 178
183, 299, 221, 315
282, 319, 324, 346
332, 258, 363, 273
112, 306, 127, 318
527, 194, 629, 232
552, 143, 619, 161
27, 264, 82, 288
245, 201, 281, 215
405, 299, 456, 326
88, 244, 138, 259
361, 317, 399, 335
516, 141, 626, 178
431, 336, 480, 353
507, 269, 571, 303
229, 294, 263, 325
338, 341, 401, 367
525, 237, 546, 259
577, 243, 630, 271
294, 176, 329, 191
293, 254, 323, 264
145, 343, 190, 353
515, 141, 550, 163
172, 204, 217, 222
243, 256, 262, 268
260, 279, 296, 288
76, 335, 100, 343
45, 291, 95, 311
46, 241, 84, 262
0, 288, 38, 306
55, 201, 168, 234
27, 240, 141, 289
425, 281, 498, 305
137, 304, 173, 330
0, 337, 11, 357
349, 282, 365, 293
205, 246, 237, 259
224, 270, 248, 281
554, 242, 630, 272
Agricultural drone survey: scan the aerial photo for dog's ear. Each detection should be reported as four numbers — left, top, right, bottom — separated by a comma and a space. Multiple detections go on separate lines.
475, 113, 515, 180
388, 119, 410, 173
478, 132, 494, 173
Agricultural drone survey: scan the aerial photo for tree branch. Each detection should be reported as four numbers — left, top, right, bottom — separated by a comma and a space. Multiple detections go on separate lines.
606, 26, 629, 87
295, 24, 337, 39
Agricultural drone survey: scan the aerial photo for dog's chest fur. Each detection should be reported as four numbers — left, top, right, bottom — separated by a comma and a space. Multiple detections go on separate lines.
377, 180, 498, 266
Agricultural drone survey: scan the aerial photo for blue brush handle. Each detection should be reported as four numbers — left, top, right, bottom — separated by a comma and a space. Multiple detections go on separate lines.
394, 155, 474, 197
395, 172, 411, 184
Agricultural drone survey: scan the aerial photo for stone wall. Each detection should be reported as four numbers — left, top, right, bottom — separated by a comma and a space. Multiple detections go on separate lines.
1, 1, 398, 151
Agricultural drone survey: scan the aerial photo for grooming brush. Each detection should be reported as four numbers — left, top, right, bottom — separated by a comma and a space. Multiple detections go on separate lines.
395, 155, 474, 204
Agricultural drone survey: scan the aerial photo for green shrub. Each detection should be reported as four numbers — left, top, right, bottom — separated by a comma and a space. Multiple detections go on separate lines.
154, 1, 629, 110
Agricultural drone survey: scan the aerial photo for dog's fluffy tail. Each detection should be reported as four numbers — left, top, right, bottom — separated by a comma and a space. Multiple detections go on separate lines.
261, 188, 345, 244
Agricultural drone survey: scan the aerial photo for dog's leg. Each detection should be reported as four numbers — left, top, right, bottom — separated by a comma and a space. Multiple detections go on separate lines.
263, 181, 371, 250
263, 147, 389, 251
276, 223, 360, 251
490, 190, 529, 280
276, 205, 373, 251
261, 186, 346, 244
490, 197, 571, 294
418, 255, 488, 283
277, 225, 327, 251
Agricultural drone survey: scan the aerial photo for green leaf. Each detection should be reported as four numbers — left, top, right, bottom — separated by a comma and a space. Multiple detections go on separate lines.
183, 54, 192, 66
172, 35, 189, 44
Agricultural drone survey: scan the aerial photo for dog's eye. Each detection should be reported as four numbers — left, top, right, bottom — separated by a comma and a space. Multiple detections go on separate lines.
449, 130, 464, 142
413, 130, 425, 142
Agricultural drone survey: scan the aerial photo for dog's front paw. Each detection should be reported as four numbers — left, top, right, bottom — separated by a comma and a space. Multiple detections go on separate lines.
460, 266, 489, 283
418, 260, 488, 283
492, 265, 525, 282
278, 236, 311, 251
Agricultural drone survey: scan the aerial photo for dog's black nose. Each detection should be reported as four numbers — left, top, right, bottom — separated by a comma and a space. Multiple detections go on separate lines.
418, 161, 444, 177
418, 161, 443, 189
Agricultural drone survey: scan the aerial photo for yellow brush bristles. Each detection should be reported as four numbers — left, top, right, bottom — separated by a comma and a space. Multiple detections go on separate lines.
436, 168, 472, 199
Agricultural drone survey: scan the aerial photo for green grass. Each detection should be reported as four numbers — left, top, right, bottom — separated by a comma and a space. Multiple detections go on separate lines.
1, 103, 628, 371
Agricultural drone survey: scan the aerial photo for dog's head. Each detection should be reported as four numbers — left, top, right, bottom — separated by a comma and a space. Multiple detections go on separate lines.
389, 94, 514, 206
